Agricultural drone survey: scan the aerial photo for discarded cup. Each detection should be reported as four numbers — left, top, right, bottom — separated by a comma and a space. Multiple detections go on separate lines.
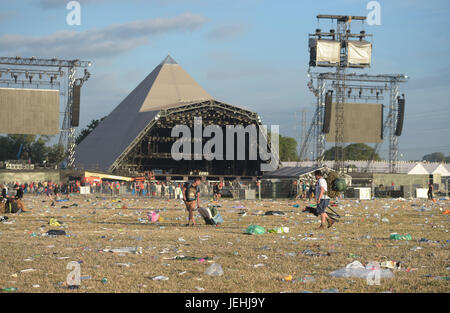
284, 275, 293, 281
152, 275, 169, 281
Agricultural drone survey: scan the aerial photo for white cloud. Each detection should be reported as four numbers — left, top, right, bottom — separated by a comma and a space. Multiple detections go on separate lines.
0, 12, 207, 59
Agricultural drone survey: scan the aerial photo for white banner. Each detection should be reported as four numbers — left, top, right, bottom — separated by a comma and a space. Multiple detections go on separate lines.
80, 186, 91, 194
316, 40, 341, 64
347, 41, 372, 65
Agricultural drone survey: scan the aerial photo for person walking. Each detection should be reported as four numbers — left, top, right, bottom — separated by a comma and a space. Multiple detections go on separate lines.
314, 170, 334, 229
15, 183, 24, 200
175, 184, 181, 200
302, 181, 307, 199
45, 184, 54, 206
308, 183, 314, 202
54, 184, 60, 200
427, 182, 434, 200
161, 183, 166, 199
182, 178, 201, 226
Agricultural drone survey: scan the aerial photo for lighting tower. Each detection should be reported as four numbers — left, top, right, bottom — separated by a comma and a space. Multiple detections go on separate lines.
0, 56, 91, 168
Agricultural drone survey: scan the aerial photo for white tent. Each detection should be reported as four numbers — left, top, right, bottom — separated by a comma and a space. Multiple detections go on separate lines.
423, 163, 450, 177
407, 163, 429, 175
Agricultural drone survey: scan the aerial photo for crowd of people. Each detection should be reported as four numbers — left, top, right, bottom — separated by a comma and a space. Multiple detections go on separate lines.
0, 180, 227, 200
0, 179, 225, 226
292, 180, 316, 200
1, 173, 439, 230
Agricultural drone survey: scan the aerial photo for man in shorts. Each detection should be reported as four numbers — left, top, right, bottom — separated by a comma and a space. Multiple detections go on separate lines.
182, 178, 201, 226
314, 170, 334, 229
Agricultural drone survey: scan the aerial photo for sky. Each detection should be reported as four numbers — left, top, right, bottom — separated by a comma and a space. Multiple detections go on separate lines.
0, 0, 449, 161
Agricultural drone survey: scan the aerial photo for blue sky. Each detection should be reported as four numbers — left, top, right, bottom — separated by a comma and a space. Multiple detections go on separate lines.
1, 0, 449, 160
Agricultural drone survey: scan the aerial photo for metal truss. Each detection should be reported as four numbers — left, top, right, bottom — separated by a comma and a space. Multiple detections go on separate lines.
302, 14, 409, 173
0, 56, 91, 168
304, 72, 408, 172
315, 79, 326, 162
0, 56, 91, 68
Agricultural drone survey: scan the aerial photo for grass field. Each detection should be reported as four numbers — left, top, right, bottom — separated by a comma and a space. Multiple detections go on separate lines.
0, 194, 449, 293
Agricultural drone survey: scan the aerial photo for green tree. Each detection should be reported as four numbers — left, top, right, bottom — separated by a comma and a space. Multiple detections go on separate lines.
3, 135, 50, 163
30, 135, 50, 164
266, 132, 299, 162
278, 135, 299, 162
0, 136, 17, 160
47, 144, 66, 165
422, 152, 446, 162
0, 135, 65, 165
76, 116, 106, 145
324, 143, 382, 161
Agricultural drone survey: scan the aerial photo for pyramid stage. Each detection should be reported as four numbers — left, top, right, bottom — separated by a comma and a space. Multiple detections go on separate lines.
74, 56, 277, 178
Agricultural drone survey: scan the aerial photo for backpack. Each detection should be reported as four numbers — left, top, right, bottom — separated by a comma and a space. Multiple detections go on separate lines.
198, 206, 223, 225
10, 200, 20, 213
3, 199, 20, 214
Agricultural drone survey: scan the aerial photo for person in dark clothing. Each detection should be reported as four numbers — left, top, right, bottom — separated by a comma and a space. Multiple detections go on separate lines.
54, 185, 59, 195
427, 183, 434, 200
308, 183, 315, 201
213, 183, 222, 201
1, 185, 7, 199
161, 183, 166, 199
168, 184, 174, 199
15, 185, 24, 200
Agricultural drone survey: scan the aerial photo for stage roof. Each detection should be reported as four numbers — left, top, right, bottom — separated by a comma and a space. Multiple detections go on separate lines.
74, 56, 256, 173
263, 166, 325, 179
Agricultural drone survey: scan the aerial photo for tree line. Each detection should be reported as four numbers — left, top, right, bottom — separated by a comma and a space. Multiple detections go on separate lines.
0, 135, 65, 166
2, 116, 447, 165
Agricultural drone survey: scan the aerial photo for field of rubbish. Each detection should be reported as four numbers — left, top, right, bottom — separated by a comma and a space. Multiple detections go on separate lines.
0, 194, 449, 293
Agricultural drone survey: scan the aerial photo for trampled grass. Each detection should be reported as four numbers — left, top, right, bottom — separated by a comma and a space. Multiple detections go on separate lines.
0, 194, 448, 293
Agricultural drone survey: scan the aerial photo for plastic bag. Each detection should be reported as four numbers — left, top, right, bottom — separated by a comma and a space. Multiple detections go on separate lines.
389, 234, 412, 240
147, 211, 159, 222
245, 225, 266, 235
205, 263, 224, 276
330, 261, 393, 279
267, 227, 289, 234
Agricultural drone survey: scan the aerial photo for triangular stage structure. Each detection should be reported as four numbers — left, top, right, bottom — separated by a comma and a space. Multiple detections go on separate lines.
139, 55, 212, 112
74, 55, 279, 175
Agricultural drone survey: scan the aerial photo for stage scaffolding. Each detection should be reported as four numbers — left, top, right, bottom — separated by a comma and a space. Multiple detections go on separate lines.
0, 56, 91, 167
